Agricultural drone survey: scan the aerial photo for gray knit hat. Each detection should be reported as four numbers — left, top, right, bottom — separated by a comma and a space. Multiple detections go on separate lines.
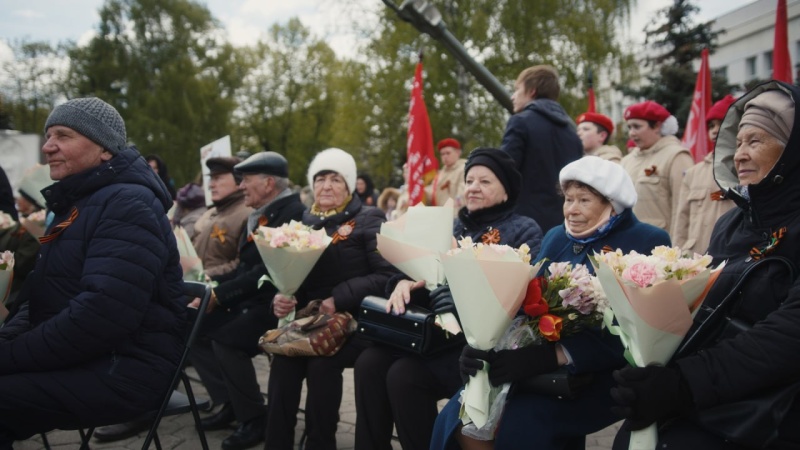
44, 97, 127, 154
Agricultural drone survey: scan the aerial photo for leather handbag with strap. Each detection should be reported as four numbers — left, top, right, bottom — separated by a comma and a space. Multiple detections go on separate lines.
674, 256, 800, 448
258, 300, 357, 357
357, 295, 465, 357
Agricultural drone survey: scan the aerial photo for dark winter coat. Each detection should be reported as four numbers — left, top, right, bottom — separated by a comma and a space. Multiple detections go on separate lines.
453, 201, 544, 258
500, 99, 583, 233
296, 195, 397, 315
672, 81, 800, 444
536, 209, 671, 372
430, 208, 670, 450
0, 146, 186, 436
205, 192, 305, 354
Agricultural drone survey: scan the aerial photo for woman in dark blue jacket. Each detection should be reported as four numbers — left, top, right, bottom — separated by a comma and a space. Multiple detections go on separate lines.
0, 97, 186, 447
431, 156, 670, 450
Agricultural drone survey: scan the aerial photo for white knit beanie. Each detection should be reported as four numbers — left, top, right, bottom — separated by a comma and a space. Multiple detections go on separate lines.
559, 156, 637, 214
306, 148, 357, 194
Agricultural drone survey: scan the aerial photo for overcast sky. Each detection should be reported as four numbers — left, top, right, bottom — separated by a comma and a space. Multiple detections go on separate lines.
0, 0, 759, 62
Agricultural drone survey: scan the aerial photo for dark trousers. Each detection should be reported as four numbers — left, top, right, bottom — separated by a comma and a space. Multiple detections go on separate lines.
190, 302, 275, 422
0, 356, 165, 443
353, 346, 461, 450
264, 336, 370, 450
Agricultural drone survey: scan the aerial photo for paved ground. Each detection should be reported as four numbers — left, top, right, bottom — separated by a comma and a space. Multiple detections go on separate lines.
17, 356, 620, 449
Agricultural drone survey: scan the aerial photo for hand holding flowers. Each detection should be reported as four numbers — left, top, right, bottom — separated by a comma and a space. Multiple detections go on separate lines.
254, 220, 332, 324
592, 246, 723, 450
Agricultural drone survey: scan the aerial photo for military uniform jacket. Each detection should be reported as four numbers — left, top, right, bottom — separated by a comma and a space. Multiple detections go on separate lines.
621, 135, 694, 236
192, 191, 251, 278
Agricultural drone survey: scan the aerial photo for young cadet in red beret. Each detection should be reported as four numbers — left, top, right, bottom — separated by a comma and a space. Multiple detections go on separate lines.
621, 100, 695, 237
576, 112, 623, 163
673, 95, 737, 254
425, 138, 466, 214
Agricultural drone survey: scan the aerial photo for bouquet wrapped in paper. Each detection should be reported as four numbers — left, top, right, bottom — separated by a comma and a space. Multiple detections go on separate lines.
376, 199, 459, 332
174, 225, 205, 282
19, 210, 47, 238
441, 237, 539, 433
592, 246, 724, 450
0, 250, 14, 323
254, 220, 332, 325
376, 198, 454, 290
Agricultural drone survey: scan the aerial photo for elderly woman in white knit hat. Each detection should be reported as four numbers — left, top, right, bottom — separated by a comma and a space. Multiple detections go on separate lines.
265, 148, 398, 450
432, 155, 670, 450
621, 100, 695, 237
612, 81, 800, 449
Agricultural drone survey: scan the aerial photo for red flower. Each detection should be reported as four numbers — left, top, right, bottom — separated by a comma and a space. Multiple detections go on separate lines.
522, 276, 549, 317
538, 314, 563, 342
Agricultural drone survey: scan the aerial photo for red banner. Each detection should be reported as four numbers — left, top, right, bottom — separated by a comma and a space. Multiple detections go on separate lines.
773, 0, 793, 83
682, 48, 712, 163
406, 62, 438, 206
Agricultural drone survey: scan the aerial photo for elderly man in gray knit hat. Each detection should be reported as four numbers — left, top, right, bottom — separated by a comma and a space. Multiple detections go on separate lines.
0, 97, 187, 449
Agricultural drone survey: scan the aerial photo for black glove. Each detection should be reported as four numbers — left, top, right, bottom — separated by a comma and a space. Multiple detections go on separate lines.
429, 285, 457, 316
459, 345, 490, 384
610, 365, 694, 430
486, 343, 559, 386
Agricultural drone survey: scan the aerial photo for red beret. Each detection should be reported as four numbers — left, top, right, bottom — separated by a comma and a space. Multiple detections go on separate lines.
437, 138, 461, 151
706, 94, 737, 123
576, 112, 614, 135
624, 101, 670, 122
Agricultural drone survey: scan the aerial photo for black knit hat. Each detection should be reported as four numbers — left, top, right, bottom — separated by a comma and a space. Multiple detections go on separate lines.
44, 97, 127, 154
464, 148, 522, 204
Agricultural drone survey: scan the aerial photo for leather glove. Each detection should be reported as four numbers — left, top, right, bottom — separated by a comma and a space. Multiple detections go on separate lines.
459, 345, 490, 384
486, 343, 559, 387
610, 365, 694, 430
429, 285, 457, 317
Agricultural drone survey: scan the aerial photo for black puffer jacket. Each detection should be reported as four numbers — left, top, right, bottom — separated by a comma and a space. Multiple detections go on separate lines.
0, 146, 186, 399
296, 196, 398, 315
675, 82, 800, 439
453, 201, 543, 257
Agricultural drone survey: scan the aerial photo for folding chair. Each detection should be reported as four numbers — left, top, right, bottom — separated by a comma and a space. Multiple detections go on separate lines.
42, 281, 212, 450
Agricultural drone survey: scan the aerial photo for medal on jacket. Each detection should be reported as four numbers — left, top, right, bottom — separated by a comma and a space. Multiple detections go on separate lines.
332, 219, 356, 244
572, 243, 585, 254
481, 228, 501, 245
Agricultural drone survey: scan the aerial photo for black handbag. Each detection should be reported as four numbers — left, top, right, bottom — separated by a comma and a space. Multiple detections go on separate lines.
515, 367, 593, 400
674, 256, 800, 448
358, 296, 465, 357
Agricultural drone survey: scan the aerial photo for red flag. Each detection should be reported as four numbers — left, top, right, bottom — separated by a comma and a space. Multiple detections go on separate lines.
773, 0, 793, 83
406, 61, 438, 206
587, 87, 596, 113
682, 48, 713, 163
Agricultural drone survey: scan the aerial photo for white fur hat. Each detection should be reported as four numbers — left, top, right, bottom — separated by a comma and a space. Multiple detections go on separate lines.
306, 148, 357, 194
559, 156, 637, 214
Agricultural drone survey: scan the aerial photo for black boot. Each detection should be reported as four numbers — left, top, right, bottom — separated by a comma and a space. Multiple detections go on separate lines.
93, 420, 150, 442
200, 402, 236, 431
221, 414, 266, 450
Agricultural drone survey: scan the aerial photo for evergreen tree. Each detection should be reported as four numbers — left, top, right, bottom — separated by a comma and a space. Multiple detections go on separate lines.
620, 0, 735, 129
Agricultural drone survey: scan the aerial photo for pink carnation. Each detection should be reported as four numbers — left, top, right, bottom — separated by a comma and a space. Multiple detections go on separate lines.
622, 261, 658, 288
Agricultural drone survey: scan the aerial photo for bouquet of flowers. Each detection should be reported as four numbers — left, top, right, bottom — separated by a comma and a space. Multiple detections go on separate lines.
174, 225, 205, 282
592, 246, 724, 450
376, 199, 458, 331
19, 210, 47, 238
522, 261, 607, 343
0, 250, 15, 323
254, 220, 332, 325
441, 237, 540, 433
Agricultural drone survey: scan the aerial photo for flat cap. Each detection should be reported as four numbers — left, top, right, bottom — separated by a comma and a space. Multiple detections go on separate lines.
206, 156, 242, 176
234, 151, 289, 177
